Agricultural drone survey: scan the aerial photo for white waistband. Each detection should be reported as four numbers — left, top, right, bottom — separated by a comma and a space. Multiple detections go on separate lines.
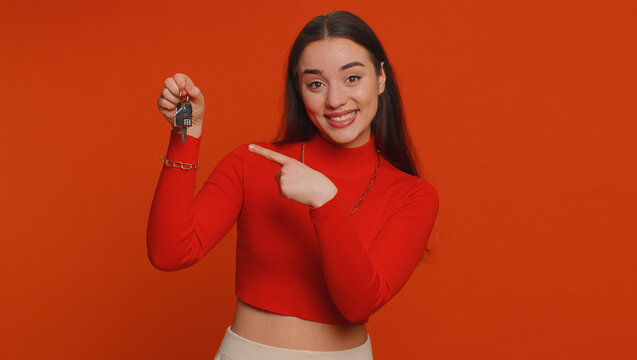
215, 325, 373, 360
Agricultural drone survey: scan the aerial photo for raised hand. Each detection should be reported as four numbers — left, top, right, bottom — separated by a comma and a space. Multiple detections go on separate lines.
157, 73, 205, 138
248, 144, 338, 208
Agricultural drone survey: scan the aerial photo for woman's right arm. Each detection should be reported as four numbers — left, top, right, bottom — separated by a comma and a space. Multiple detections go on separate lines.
146, 74, 243, 271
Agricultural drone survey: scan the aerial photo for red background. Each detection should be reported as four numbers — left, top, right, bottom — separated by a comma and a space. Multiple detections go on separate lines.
2, 0, 636, 359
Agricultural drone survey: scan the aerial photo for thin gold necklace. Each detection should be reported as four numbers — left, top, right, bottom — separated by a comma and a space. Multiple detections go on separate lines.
301, 141, 381, 215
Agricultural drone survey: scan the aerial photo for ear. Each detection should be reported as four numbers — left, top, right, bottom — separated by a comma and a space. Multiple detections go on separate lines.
377, 61, 387, 95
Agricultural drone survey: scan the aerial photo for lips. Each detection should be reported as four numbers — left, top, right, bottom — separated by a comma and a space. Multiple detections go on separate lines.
325, 110, 358, 128
325, 109, 357, 119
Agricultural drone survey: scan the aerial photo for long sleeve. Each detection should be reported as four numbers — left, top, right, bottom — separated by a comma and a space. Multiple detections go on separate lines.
146, 130, 244, 271
309, 180, 439, 323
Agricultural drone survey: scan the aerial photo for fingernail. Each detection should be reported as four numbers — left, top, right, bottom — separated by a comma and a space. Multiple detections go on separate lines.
248, 144, 255, 151
186, 83, 193, 92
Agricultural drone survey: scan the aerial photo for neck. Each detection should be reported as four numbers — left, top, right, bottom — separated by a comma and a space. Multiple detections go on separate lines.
302, 133, 379, 178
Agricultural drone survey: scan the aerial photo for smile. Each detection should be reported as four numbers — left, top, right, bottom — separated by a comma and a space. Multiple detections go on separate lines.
325, 110, 357, 122
325, 110, 358, 128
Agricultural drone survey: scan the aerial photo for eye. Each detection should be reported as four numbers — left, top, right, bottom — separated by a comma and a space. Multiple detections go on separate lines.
307, 81, 324, 90
345, 75, 361, 84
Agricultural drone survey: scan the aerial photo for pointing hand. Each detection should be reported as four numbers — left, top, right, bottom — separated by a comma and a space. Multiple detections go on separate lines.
248, 144, 337, 208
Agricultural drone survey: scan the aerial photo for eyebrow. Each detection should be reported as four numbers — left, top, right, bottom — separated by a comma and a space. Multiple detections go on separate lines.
301, 61, 365, 75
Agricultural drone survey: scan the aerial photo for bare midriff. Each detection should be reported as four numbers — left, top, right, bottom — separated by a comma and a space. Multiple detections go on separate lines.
230, 298, 369, 351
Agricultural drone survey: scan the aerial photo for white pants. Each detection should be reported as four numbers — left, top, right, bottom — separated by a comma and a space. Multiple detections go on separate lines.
213, 326, 374, 360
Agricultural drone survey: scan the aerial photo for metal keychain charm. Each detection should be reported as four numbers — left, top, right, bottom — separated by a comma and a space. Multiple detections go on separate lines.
174, 94, 193, 142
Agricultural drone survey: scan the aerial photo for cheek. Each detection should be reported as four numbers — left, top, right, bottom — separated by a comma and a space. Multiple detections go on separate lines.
301, 91, 324, 116
352, 84, 379, 109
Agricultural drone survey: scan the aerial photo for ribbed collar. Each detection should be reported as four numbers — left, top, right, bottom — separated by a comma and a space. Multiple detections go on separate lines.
301, 133, 380, 179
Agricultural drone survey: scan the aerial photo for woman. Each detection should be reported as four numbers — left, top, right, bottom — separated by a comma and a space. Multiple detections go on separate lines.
148, 11, 439, 360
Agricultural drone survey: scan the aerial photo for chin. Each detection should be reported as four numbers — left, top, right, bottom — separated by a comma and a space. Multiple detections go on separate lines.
321, 129, 366, 147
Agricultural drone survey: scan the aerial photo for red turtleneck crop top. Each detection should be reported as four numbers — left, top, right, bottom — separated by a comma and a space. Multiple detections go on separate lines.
147, 130, 439, 325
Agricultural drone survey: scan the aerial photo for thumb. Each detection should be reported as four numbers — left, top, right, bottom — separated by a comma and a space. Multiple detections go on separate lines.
183, 82, 204, 106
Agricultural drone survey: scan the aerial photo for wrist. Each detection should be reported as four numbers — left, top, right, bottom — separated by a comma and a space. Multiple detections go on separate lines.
171, 124, 202, 139
311, 186, 338, 208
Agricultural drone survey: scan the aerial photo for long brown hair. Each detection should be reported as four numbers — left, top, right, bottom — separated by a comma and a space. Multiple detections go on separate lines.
276, 11, 421, 177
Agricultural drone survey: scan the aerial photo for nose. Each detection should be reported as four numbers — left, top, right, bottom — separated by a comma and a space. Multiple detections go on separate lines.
326, 84, 346, 109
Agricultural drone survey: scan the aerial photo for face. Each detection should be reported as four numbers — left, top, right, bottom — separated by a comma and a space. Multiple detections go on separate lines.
297, 37, 386, 148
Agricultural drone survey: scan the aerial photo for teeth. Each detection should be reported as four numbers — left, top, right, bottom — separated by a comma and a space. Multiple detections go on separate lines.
327, 111, 356, 122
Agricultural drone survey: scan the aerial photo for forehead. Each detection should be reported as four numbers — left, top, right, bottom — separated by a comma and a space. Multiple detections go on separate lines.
298, 37, 373, 70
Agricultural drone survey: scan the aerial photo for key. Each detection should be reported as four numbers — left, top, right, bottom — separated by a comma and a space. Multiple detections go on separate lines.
174, 94, 193, 142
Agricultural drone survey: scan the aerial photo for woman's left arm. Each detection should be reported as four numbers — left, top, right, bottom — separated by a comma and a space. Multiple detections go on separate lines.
247, 144, 439, 322
309, 182, 439, 323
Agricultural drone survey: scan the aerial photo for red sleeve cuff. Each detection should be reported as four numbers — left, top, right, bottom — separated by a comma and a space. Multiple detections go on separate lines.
308, 191, 349, 222
165, 129, 202, 164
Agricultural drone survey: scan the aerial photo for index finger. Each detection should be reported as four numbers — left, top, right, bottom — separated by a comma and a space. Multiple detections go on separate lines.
173, 73, 194, 93
248, 144, 293, 166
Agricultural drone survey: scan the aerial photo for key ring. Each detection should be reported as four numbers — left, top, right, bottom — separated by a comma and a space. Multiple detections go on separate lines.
176, 94, 190, 114
174, 94, 190, 115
